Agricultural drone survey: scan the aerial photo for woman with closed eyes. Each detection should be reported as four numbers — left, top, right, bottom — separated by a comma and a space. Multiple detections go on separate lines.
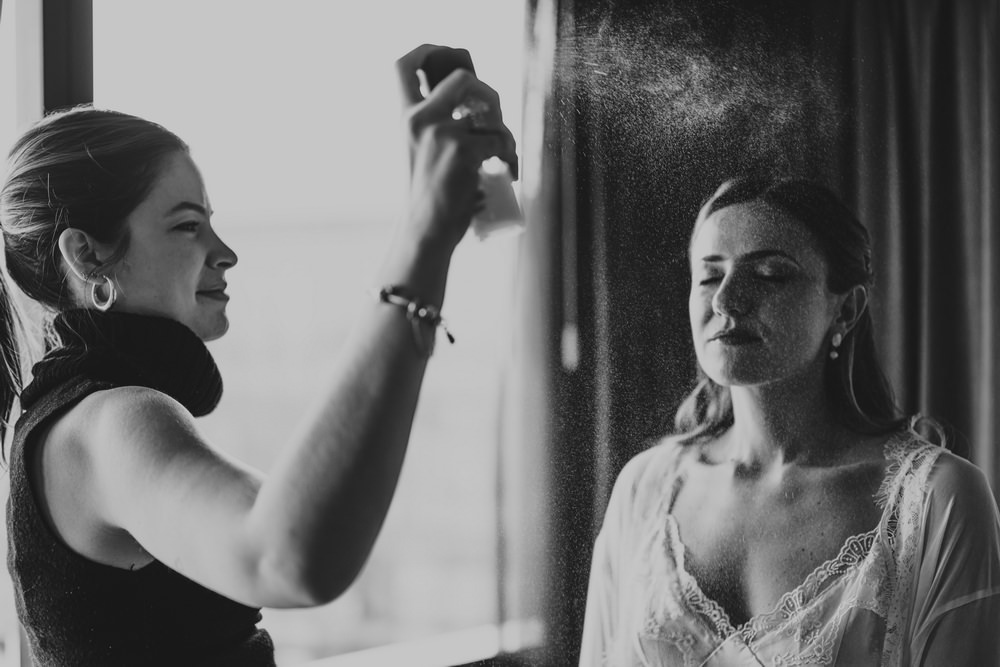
0, 44, 517, 666
580, 175, 1000, 666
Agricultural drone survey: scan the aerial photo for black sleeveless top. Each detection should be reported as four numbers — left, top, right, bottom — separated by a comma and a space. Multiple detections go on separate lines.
6, 310, 275, 666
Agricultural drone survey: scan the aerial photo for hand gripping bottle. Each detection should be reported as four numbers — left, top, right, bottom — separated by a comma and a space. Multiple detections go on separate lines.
421, 47, 524, 240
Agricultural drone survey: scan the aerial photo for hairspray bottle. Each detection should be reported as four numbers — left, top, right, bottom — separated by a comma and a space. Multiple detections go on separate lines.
421, 48, 524, 241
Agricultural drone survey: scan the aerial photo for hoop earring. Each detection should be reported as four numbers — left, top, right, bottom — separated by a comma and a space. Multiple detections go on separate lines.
829, 332, 843, 360
90, 275, 117, 312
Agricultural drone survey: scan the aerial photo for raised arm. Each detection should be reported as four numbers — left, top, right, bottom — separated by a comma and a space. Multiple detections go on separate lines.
68, 45, 519, 608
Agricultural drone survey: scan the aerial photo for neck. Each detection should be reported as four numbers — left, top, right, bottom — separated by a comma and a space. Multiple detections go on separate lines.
22, 309, 223, 417
724, 369, 846, 467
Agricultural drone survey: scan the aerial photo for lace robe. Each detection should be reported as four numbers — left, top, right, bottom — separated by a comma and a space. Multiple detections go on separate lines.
580, 431, 1000, 666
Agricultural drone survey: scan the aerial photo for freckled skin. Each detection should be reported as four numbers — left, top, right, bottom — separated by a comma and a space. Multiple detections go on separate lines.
674, 202, 888, 627
688, 201, 840, 389
102, 152, 238, 342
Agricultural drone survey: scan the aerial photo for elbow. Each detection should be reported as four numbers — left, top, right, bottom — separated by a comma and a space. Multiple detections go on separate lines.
296, 565, 359, 607
255, 549, 363, 608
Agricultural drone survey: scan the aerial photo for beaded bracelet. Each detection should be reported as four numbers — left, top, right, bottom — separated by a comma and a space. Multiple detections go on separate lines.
372, 285, 454, 357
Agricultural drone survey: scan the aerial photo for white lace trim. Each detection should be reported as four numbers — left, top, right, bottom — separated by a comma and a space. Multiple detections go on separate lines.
879, 434, 942, 664
639, 429, 944, 666
741, 528, 877, 642
669, 513, 738, 639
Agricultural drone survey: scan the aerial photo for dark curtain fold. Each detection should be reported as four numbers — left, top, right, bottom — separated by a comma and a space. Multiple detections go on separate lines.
846, 0, 999, 490
522, 0, 999, 662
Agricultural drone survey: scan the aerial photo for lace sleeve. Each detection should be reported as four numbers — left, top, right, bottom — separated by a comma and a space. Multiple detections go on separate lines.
579, 442, 683, 667
580, 453, 645, 667
907, 452, 1000, 666
580, 524, 616, 667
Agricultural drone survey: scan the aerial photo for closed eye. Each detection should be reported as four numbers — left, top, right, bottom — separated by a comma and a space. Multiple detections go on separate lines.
755, 268, 794, 283
174, 221, 201, 233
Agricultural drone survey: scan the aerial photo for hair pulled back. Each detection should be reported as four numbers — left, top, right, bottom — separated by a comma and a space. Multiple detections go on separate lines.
2, 106, 188, 307
0, 106, 188, 445
674, 174, 907, 443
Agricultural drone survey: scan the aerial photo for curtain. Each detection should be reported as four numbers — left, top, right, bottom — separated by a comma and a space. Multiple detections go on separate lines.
844, 0, 999, 495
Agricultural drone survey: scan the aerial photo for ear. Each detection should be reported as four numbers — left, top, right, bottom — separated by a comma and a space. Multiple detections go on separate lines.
835, 285, 869, 334
57, 228, 106, 281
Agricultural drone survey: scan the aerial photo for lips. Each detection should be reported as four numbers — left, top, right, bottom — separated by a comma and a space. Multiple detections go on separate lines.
709, 328, 760, 345
197, 284, 229, 301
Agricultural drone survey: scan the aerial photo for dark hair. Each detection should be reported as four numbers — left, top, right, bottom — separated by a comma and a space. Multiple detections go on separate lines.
674, 174, 908, 442
0, 106, 188, 446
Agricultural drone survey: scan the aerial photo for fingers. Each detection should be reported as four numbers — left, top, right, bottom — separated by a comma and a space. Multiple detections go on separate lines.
405, 70, 504, 138
396, 45, 520, 249
470, 122, 519, 181
426, 70, 503, 125
396, 44, 502, 123
399, 45, 519, 179
421, 47, 476, 89
403, 94, 517, 179
395, 43, 446, 107
431, 116, 518, 181
415, 118, 518, 185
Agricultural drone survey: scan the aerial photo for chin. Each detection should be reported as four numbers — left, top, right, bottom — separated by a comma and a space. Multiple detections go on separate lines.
194, 315, 230, 342
703, 357, 818, 390
699, 355, 776, 388
705, 371, 765, 389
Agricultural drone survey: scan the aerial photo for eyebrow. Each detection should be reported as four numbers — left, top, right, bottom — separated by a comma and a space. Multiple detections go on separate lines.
698, 249, 801, 265
166, 201, 212, 217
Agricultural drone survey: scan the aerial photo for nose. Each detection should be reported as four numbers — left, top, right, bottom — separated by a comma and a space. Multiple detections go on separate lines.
209, 229, 238, 270
711, 273, 749, 317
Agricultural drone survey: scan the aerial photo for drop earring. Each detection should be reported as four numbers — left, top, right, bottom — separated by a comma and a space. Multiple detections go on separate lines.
829, 332, 843, 360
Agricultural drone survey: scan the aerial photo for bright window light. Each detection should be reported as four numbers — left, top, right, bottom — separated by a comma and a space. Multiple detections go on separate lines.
0, 1, 30, 665
93, 2, 527, 664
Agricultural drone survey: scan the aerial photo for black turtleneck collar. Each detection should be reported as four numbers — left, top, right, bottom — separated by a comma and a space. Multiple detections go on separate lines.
20, 309, 223, 417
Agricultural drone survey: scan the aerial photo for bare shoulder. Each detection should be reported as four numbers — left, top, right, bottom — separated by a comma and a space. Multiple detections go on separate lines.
78, 384, 195, 425
44, 385, 184, 463
65, 385, 201, 457
45, 385, 216, 518
34, 386, 202, 567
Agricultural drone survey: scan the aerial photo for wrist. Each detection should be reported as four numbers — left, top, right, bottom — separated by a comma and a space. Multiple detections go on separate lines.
376, 228, 454, 305
403, 189, 471, 256
393, 219, 458, 264
370, 285, 455, 357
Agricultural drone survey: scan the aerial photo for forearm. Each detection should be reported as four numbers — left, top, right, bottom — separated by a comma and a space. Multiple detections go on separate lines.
247, 232, 454, 605
241, 45, 517, 606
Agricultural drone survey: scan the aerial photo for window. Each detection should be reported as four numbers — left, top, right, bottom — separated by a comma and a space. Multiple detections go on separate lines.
91, 1, 533, 664
0, 19, 17, 667
1, 1, 43, 663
